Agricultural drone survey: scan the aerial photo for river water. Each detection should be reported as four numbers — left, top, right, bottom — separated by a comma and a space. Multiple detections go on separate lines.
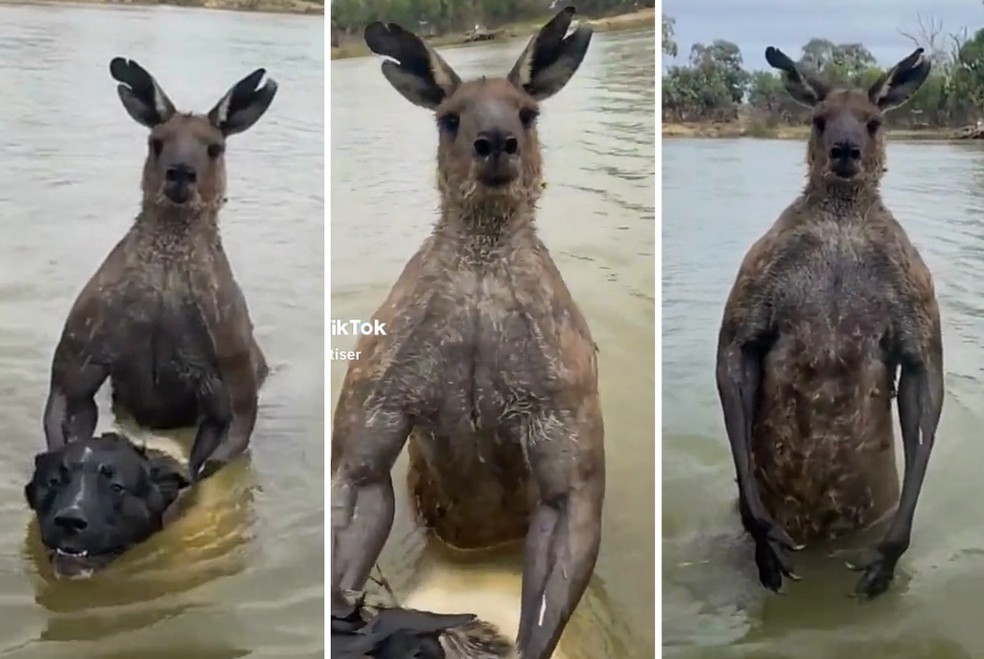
0, 4, 323, 658
330, 27, 655, 659
664, 137, 984, 658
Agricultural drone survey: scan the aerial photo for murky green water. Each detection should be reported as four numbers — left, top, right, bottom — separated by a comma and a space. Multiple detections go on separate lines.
330, 27, 656, 659
663, 137, 984, 658
0, 5, 323, 657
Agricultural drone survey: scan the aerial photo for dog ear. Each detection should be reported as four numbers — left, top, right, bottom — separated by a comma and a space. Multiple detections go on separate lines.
24, 482, 37, 510
24, 452, 55, 510
148, 454, 191, 505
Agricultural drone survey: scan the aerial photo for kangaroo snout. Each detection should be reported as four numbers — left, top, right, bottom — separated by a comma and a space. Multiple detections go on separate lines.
829, 140, 861, 178
474, 130, 519, 158
473, 128, 520, 187
163, 163, 197, 203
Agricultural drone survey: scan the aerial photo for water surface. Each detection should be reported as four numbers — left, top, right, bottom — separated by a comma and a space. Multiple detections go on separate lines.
663, 137, 984, 658
331, 27, 656, 659
0, 5, 324, 657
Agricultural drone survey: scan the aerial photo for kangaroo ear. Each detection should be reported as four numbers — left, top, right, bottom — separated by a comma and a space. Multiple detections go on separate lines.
208, 68, 278, 137
764, 46, 829, 108
869, 48, 931, 111
110, 57, 177, 128
364, 20, 461, 109
507, 6, 592, 101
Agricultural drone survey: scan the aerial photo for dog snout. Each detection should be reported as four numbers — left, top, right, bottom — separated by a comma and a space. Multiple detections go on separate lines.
53, 507, 88, 534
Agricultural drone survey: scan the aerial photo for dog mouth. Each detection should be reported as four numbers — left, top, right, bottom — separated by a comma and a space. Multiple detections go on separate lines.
48, 547, 123, 579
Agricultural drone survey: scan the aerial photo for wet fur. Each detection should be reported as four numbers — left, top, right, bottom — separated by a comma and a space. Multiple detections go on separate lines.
717, 45, 943, 597
331, 589, 515, 659
44, 58, 277, 482
25, 431, 191, 577
332, 8, 602, 659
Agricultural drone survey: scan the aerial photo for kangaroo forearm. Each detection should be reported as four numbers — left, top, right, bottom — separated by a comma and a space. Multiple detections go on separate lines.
516, 498, 600, 659
207, 402, 258, 467
43, 390, 70, 449
331, 477, 396, 591
43, 389, 99, 449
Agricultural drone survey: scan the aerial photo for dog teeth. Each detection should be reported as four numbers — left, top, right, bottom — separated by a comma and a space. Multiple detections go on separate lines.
56, 549, 88, 557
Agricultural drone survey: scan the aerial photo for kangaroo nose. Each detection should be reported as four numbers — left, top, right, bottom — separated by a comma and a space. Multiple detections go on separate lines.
474, 131, 519, 158
830, 141, 861, 162
165, 164, 197, 184
54, 508, 88, 533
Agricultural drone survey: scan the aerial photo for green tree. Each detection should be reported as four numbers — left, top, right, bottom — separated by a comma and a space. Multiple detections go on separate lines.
689, 40, 749, 104
952, 27, 984, 120
662, 14, 677, 58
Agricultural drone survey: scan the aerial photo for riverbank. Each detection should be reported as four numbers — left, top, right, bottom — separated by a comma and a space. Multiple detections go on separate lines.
0, 0, 323, 15
663, 120, 958, 141
331, 7, 655, 61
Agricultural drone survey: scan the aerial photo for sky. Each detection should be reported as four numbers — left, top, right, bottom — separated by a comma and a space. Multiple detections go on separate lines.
662, 0, 984, 70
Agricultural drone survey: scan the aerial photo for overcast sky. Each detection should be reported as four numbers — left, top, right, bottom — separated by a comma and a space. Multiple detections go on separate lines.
663, 0, 983, 70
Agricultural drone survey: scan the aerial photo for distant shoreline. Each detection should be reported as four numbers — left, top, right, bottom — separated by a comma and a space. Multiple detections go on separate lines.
0, 0, 323, 16
663, 120, 960, 142
331, 7, 654, 61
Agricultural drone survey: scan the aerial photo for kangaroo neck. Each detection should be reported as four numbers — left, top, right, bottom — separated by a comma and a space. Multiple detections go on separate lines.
802, 179, 881, 219
133, 203, 221, 247
434, 194, 537, 263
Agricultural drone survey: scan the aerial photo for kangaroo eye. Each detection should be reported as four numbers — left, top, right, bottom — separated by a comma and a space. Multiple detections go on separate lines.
207, 143, 224, 159
867, 118, 882, 134
150, 138, 164, 157
438, 113, 459, 133
519, 108, 538, 128
812, 116, 826, 132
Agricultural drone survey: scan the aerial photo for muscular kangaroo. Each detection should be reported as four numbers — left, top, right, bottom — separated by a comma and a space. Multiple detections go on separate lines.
717, 45, 943, 599
331, 8, 604, 659
44, 58, 277, 482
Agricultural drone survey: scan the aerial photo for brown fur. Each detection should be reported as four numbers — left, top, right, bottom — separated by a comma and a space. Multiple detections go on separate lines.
716, 45, 944, 598
43, 58, 278, 482
331, 8, 602, 659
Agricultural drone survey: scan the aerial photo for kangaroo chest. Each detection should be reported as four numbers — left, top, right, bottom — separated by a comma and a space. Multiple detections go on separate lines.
106, 254, 218, 386
405, 268, 555, 435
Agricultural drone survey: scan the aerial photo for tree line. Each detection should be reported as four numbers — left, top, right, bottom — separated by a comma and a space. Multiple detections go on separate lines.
332, 0, 650, 36
661, 13, 984, 129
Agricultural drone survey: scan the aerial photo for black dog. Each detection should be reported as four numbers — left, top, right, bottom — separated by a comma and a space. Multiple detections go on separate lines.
331, 588, 515, 659
24, 431, 189, 579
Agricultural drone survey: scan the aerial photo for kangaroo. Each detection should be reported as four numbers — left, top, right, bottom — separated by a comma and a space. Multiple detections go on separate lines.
43, 58, 278, 483
716, 45, 943, 599
330, 8, 603, 659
